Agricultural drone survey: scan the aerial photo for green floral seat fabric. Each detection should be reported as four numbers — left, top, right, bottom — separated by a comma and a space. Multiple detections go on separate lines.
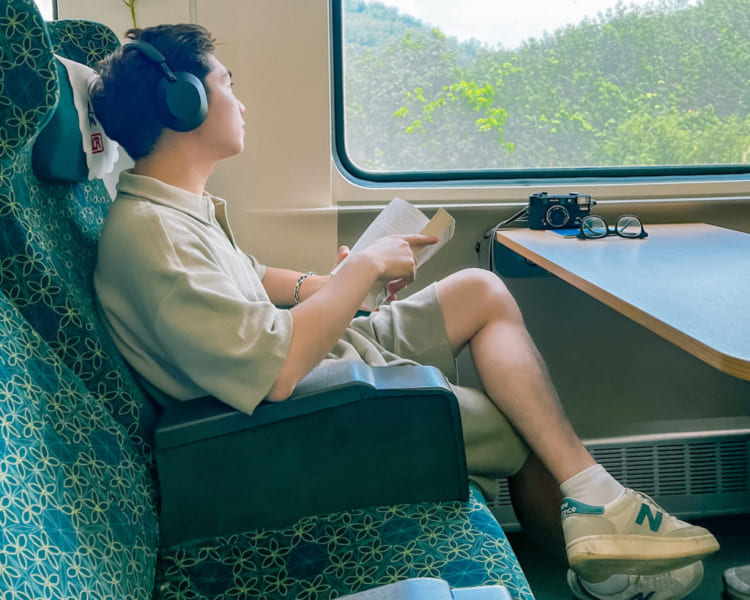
0, 290, 159, 598
155, 484, 533, 600
0, 2, 534, 598
46, 17, 120, 65
0, 0, 158, 460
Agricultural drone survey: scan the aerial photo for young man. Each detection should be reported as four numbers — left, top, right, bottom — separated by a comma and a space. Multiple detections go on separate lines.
91, 24, 717, 600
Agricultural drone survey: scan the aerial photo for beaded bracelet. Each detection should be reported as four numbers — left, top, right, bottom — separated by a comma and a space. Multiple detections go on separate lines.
294, 271, 316, 305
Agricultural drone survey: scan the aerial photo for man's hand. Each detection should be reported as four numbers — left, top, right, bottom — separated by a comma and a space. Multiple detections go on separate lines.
361, 234, 438, 284
384, 278, 409, 302
269, 234, 437, 400
334, 244, 351, 268
359, 234, 437, 303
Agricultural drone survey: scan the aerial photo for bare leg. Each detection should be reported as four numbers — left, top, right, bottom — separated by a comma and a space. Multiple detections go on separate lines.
436, 268, 595, 484
509, 454, 567, 564
436, 269, 719, 578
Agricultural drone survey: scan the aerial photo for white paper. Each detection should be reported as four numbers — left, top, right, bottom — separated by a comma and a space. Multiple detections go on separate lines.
331, 198, 455, 310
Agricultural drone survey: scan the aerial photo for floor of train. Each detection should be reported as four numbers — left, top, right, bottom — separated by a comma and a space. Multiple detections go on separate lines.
507, 512, 750, 599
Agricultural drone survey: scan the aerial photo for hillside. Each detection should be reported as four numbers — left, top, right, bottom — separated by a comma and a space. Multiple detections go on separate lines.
342, 0, 750, 172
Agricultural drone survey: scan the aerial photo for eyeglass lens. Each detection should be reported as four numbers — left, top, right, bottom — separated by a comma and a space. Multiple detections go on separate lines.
581, 216, 608, 238
580, 215, 645, 239
615, 215, 644, 238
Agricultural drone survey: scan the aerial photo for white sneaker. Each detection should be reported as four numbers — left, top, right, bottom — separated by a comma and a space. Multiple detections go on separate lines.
724, 564, 750, 600
567, 561, 704, 600
561, 489, 719, 581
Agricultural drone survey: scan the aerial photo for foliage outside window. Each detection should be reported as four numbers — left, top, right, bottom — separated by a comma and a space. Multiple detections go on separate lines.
338, 0, 750, 179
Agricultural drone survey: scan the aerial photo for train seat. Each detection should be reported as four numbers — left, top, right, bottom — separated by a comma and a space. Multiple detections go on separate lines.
0, 1, 534, 597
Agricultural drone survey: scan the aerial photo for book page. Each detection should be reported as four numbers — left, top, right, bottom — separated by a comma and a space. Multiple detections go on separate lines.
330, 198, 455, 310
347, 197, 430, 255
416, 207, 455, 266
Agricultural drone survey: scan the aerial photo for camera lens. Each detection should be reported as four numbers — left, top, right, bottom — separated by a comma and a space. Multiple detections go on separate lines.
546, 205, 570, 228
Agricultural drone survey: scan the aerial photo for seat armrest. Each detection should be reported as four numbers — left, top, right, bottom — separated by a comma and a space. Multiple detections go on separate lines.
155, 363, 468, 546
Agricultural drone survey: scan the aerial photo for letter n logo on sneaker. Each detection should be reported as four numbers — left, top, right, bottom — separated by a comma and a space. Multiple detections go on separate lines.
635, 503, 663, 533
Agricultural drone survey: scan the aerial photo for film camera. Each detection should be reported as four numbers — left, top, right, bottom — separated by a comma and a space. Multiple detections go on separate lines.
528, 192, 595, 230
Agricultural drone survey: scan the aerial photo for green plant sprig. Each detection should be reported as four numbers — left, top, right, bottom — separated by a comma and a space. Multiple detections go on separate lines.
122, 0, 137, 28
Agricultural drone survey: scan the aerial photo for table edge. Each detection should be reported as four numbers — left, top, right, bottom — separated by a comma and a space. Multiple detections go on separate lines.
495, 229, 750, 381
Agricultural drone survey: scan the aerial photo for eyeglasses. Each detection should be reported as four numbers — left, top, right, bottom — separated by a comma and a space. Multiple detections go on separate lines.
577, 214, 648, 240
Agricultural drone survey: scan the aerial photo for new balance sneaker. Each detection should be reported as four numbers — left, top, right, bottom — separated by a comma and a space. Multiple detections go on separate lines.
561, 489, 719, 582
567, 561, 704, 600
724, 564, 750, 600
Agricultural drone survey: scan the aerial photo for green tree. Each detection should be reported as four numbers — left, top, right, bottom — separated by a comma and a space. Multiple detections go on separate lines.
343, 0, 750, 171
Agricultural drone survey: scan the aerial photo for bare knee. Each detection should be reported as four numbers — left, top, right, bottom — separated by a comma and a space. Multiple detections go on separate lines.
437, 268, 523, 349
443, 268, 520, 322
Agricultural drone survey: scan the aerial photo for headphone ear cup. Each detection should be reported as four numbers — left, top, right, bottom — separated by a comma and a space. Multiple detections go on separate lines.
157, 72, 208, 132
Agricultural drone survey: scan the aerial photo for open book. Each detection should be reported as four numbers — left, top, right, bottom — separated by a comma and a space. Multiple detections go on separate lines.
339, 578, 511, 599
332, 197, 455, 310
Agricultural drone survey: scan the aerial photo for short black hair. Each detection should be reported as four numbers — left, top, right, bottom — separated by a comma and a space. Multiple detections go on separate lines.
90, 24, 215, 160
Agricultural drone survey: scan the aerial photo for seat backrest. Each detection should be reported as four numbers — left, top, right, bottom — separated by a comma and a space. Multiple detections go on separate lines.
0, 285, 159, 597
0, 0, 158, 459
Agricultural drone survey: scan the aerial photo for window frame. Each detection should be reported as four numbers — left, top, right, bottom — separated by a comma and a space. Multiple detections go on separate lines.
330, 0, 750, 190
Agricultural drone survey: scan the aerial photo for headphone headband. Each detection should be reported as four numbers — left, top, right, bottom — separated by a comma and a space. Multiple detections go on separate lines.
124, 40, 178, 82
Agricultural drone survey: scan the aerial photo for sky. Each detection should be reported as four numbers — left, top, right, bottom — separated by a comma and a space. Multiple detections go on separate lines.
34, 0, 694, 49
35, 0, 54, 20
374, 0, 696, 49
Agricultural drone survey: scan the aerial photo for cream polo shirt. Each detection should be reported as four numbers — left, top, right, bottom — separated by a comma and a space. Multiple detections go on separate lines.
95, 174, 530, 480
94, 170, 293, 414
95, 171, 459, 415
94, 171, 528, 478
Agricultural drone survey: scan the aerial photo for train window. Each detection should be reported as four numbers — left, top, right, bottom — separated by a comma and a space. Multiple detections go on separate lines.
333, 0, 750, 183
35, 0, 56, 19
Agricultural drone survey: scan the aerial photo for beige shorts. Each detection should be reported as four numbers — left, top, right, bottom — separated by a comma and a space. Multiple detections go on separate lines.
346, 283, 530, 485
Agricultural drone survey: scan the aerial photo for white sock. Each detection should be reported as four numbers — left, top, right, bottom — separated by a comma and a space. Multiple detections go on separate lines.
582, 574, 630, 595
560, 464, 625, 506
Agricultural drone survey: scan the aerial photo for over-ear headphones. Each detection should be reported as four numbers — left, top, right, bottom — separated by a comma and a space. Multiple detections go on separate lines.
123, 39, 208, 132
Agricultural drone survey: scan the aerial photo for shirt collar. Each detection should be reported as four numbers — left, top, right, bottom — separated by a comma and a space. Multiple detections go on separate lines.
116, 169, 218, 226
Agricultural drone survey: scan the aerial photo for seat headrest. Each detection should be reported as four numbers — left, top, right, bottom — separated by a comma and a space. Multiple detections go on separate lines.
32, 56, 120, 183
32, 58, 88, 182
